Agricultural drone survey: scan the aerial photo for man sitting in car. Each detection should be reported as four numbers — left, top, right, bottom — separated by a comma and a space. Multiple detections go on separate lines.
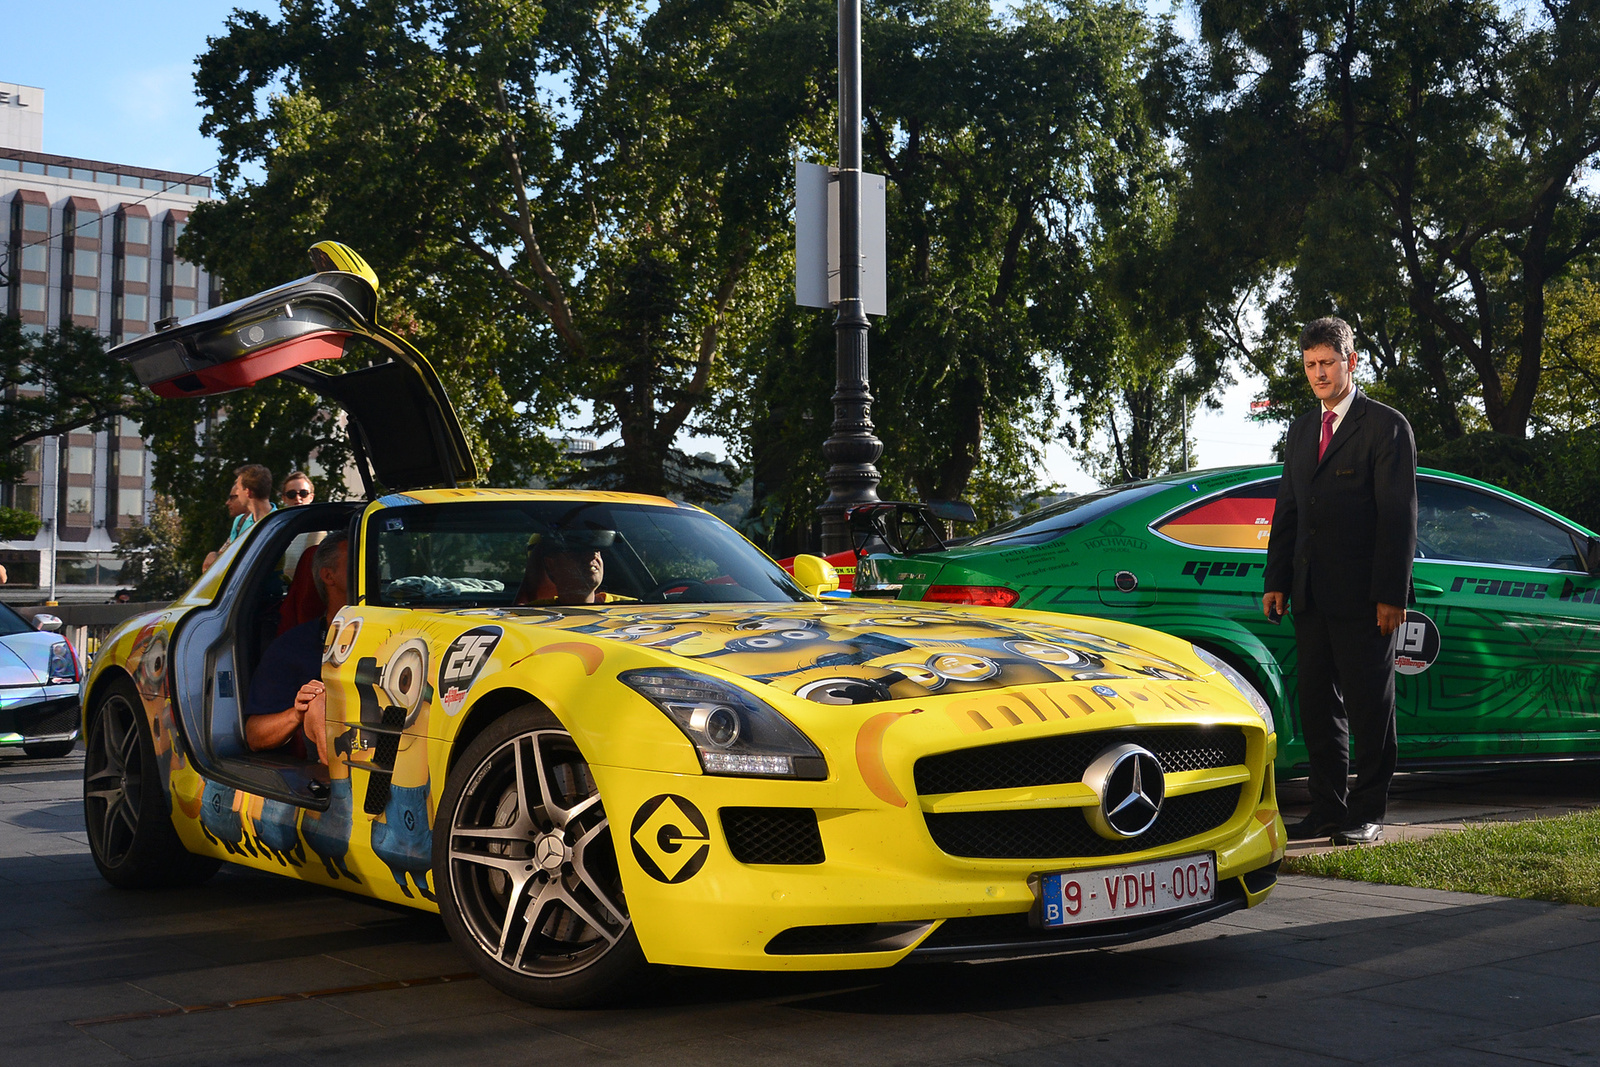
514, 528, 616, 605
244, 531, 348, 763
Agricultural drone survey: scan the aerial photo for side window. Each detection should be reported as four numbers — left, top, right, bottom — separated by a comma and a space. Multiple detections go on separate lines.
1153, 479, 1279, 551
1417, 480, 1580, 570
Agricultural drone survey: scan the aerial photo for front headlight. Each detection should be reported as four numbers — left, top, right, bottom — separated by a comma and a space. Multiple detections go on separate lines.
1192, 645, 1274, 735
47, 640, 78, 684
621, 668, 827, 780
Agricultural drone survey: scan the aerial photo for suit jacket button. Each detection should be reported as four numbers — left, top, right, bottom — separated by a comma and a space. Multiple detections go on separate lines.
1310, 497, 1316, 504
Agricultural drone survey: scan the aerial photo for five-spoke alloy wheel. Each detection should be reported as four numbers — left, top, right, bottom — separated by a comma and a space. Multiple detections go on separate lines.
434, 707, 646, 1006
83, 677, 218, 888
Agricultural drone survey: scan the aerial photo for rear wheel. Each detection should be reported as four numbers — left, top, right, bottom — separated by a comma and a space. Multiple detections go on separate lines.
434, 706, 647, 1007
83, 677, 219, 889
24, 738, 75, 758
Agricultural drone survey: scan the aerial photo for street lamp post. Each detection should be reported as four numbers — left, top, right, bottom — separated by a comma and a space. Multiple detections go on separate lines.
818, 0, 882, 555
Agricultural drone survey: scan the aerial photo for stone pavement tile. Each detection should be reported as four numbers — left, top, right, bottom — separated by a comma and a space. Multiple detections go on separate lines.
139, 1044, 311, 1067
1259, 915, 1555, 978
1493, 940, 1600, 981
1279, 875, 1491, 909
131, 955, 395, 1006
326, 975, 523, 1027
0, 936, 222, 992
1468, 1014, 1600, 1067
1132, 933, 1403, 1005
322, 937, 469, 980
0, 1020, 140, 1067
990, 1022, 1352, 1067
5, 978, 182, 1025
1184, 989, 1520, 1062
1384, 1046, 1565, 1066
73, 998, 360, 1062
270, 1011, 620, 1067
507, 996, 816, 1055
649, 1009, 1050, 1067
1347, 965, 1600, 1031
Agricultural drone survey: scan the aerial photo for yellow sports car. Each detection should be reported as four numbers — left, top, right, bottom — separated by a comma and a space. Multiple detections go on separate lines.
83, 244, 1283, 1006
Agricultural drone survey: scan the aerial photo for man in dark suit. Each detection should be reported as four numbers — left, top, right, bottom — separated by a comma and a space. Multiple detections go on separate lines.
1263, 317, 1417, 846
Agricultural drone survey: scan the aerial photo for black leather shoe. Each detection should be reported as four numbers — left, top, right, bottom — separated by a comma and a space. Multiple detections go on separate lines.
1285, 818, 1338, 841
1333, 822, 1383, 845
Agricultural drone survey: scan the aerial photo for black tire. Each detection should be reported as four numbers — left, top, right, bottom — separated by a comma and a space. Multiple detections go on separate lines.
23, 738, 75, 758
83, 677, 220, 889
434, 706, 648, 1007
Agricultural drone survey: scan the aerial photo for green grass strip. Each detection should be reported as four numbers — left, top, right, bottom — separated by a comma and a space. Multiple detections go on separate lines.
1282, 809, 1600, 906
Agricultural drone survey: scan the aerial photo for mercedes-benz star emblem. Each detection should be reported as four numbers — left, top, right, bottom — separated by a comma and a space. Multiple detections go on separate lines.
533, 833, 568, 871
1082, 743, 1166, 840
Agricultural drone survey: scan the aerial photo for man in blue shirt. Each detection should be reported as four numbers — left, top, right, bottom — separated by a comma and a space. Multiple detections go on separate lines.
244, 531, 349, 763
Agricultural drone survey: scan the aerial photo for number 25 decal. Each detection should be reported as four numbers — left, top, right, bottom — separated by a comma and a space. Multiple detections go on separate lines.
438, 626, 502, 716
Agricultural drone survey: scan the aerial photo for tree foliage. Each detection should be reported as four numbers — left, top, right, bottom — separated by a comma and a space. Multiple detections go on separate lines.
189, 0, 829, 502
0, 317, 150, 483
1182, 0, 1600, 446
116, 494, 193, 603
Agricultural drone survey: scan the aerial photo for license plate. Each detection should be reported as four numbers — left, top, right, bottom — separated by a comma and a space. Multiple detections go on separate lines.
1039, 852, 1215, 928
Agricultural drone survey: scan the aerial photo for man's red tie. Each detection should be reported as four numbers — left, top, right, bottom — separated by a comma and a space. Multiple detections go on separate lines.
1318, 409, 1337, 461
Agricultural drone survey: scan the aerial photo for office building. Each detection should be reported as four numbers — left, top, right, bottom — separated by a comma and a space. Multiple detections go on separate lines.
1, 80, 217, 602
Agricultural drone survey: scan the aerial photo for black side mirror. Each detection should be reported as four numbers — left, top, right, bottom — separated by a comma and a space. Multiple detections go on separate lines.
1569, 531, 1600, 576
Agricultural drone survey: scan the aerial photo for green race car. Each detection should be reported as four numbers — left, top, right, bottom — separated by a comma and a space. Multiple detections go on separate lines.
856, 466, 1600, 772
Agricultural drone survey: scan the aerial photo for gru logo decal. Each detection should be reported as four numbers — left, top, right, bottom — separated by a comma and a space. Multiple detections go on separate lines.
630, 794, 711, 883
1183, 560, 1265, 585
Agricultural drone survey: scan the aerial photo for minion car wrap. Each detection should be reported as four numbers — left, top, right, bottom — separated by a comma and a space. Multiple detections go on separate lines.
81, 246, 1281, 1008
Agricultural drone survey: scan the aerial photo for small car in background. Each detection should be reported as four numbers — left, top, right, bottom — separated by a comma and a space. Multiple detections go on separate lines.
0, 603, 81, 758
859, 466, 1600, 773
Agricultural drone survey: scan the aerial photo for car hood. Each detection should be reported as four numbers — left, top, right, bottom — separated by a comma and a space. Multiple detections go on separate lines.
468, 601, 1202, 704
0, 633, 51, 688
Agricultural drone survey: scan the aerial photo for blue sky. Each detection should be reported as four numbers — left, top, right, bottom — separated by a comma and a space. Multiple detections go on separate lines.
1, 1, 268, 176
2, 0, 1275, 488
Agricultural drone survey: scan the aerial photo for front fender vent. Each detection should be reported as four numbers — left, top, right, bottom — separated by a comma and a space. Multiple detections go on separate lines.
721, 807, 824, 865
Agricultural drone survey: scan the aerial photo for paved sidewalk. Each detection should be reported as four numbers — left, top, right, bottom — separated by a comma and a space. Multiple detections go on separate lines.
3, 751, 1598, 1065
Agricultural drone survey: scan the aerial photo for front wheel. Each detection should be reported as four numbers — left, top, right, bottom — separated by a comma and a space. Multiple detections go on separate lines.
83, 677, 219, 889
434, 706, 648, 1007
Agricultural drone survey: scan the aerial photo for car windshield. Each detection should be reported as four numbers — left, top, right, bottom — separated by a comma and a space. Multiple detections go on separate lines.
0, 602, 31, 638
369, 500, 810, 607
966, 481, 1172, 547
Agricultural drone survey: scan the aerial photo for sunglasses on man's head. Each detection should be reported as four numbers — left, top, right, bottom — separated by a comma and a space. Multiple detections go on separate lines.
283, 489, 312, 500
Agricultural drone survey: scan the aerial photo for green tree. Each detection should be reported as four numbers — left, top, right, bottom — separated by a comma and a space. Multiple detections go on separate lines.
0, 317, 150, 481
1181, 0, 1600, 445
189, 0, 826, 502
742, 0, 1182, 546
116, 494, 192, 603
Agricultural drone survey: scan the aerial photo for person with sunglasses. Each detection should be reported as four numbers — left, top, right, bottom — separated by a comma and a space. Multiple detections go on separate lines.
279, 471, 326, 582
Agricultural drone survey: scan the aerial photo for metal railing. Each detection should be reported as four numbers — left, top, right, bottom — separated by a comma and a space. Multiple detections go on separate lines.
15, 602, 170, 668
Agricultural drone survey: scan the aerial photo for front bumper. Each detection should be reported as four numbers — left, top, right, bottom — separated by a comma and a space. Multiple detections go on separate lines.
0, 691, 81, 747
595, 747, 1285, 972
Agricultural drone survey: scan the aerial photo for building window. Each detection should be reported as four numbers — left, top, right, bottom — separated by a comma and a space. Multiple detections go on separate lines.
118, 416, 140, 437
117, 488, 144, 518
71, 289, 98, 317
173, 260, 197, 288
116, 449, 144, 478
172, 297, 197, 319
121, 215, 150, 246
67, 445, 95, 475
0, 553, 40, 588
73, 248, 97, 278
75, 212, 100, 242
10, 484, 40, 516
121, 256, 149, 284
65, 485, 93, 514
21, 203, 48, 232
56, 552, 123, 587
20, 244, 46, 272
117, 293, 148, 323
19, 284, 46, 312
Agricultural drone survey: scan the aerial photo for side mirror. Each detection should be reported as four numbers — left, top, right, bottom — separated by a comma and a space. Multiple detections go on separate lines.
33, 613, 62, 632
790, 554, 841, 598
1571, 532, 1600, 576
